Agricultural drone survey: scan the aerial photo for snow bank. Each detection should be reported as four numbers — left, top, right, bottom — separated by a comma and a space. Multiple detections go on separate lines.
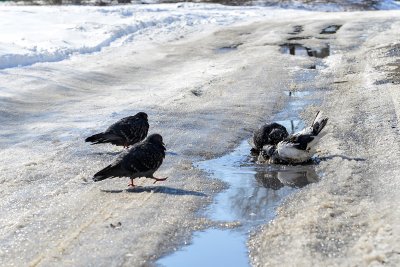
0, 4, 308, 70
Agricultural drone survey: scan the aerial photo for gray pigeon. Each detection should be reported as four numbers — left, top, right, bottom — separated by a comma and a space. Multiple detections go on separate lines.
259, 111, 328, 164
85, 112, 149, 148
251, 122, 289, 153
93, 133, 167, 187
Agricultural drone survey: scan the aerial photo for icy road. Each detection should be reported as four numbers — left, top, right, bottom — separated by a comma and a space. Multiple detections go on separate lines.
0, 4, 399, 266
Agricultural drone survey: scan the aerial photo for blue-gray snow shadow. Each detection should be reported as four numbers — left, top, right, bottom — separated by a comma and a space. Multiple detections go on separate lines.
100, 186, 207, 197
318, 154, 366, 162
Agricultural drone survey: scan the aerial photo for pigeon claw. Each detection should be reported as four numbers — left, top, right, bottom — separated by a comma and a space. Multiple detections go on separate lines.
152, 177, 168, 184
128, 179, 135, 187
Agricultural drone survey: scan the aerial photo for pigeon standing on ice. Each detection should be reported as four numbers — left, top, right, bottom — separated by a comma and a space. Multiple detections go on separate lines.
93, 133, 167, 187
251, 122, 289, 153
259, 111, 328, 164
85, 112, 149, 148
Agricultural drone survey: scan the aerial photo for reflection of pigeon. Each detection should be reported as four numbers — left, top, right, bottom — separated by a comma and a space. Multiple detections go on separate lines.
255, 165, 319, 190
86, 112, 149, 148
276, 169, 317, 188
93, 134, 167, 187
260, 111, 328, 164
251, 122, 289, 153
255, 171, 284, 190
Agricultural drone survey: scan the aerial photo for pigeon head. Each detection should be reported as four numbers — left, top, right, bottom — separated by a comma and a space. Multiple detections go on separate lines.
262, 145, 276, 157
136, 112, 148, 120
269, 128, 287, 145
147, 133, 165, 146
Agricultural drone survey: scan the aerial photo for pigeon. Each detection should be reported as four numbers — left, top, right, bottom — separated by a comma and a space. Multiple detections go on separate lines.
85, 112, 149, 148
259, 111, 328, 164
93, 133, 167, 187
251, 122, 289, 153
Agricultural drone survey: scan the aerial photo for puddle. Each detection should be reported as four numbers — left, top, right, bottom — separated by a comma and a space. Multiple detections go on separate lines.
288, 25, 304, 35
159, 229, 248, 267
320, 25, 342, 34
191, 89, 203, 96
158, 139, 313, 267
280, 43, 330, 58
283, 90, 311, 97
215, 43, 242, 53
255, 164, 319, 190
287, 36, 311, 41
158, 86, 322, 266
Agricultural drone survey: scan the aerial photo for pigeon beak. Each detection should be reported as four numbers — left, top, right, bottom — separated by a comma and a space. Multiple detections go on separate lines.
162, 142, 166, 146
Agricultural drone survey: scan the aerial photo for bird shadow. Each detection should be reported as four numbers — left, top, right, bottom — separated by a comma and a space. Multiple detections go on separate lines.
91, 151, 123, 156
101, 185, 207, 197
318, 154, 367, 162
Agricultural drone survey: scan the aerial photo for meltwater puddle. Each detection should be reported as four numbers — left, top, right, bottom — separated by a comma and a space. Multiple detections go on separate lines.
158, 90, 321, 267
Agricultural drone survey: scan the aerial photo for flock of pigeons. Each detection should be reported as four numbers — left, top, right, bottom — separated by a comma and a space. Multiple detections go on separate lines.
251, 111, 328, 164
87, 111, 328, 187
86, 112, 167, 187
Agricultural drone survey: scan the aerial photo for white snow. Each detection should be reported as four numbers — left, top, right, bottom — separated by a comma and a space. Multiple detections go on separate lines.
0, 3, 310, 70
0, 4, 312, 265
1, 2, 400, 266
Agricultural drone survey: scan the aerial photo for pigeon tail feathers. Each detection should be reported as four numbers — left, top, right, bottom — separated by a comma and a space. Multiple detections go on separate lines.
311, 111, 328, 136
93, 163, 124, 182
85, 133, 106, 143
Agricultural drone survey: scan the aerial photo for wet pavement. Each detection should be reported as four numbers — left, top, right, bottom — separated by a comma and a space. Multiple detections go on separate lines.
158, 88, 322, 266
280, 43, 330, 58
320, 24, 342, 34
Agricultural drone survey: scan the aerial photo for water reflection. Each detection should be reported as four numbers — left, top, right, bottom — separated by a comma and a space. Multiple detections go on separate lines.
320, 24, 342, 34
215, 43, 242, 54
158, 139, 321, 266
289, 25, 304, 35
158, 229, 248, 267
255, 164, 319, 189
198, 140, 319, 224
280, 43, 330, 58
158, 87, 322, 266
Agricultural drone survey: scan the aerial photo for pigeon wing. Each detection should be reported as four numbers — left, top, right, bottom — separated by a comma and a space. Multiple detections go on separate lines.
106, 117, 149, 146
291, 135, 315, 150
125, 118, 149, 145
122, 143, 164, 176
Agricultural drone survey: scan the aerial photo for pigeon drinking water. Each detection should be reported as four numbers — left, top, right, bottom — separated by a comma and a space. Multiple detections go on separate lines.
259, 111, 328, 164
93, 133, 167, 187
85, 112, 149, 148
251, 122, 289, 153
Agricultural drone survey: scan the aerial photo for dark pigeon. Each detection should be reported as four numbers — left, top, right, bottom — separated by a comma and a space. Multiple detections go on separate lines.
251, 122, 289, 153
93, 133, 167, 187
85, 112, 149, 148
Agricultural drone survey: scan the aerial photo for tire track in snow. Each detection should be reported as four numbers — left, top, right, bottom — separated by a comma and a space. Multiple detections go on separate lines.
29, 179, 155, 266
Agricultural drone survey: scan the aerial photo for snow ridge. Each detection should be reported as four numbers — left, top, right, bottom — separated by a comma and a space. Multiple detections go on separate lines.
0, 4, 278, 70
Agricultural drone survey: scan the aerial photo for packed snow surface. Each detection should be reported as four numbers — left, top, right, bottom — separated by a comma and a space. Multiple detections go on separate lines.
0, 3, 310, 70
1, 2, 400, 267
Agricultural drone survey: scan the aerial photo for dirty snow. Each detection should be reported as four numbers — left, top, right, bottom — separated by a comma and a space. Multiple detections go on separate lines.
0, 3, 400, 267
0, 4, 310, 70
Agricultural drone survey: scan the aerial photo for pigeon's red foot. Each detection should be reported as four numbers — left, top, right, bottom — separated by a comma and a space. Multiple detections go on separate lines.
152, 177, 168, 184
128, 179, 135, 187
